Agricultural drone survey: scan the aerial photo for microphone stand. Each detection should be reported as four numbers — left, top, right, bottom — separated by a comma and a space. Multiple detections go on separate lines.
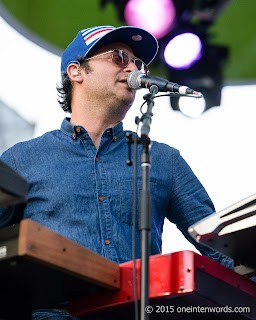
139, 85, 159, 320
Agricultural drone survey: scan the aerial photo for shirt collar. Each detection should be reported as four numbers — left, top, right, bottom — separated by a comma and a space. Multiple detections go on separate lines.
60, 117, 125, 140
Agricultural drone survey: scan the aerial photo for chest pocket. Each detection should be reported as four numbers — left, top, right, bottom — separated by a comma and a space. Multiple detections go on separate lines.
119, 179, 169, 226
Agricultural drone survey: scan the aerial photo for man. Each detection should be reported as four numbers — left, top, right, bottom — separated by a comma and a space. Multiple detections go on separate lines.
0, 25, 232, 319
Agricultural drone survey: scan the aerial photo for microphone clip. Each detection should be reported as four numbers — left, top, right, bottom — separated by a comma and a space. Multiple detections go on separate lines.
126, 132, 141, 166
143, 92, 155, 103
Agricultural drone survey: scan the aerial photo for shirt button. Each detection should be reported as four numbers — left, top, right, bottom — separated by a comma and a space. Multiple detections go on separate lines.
99, 196, 104, 201
76, 127, 81, 133
105, 239, 110, 245
72, 133, 76, 138
95, 157, 99, 162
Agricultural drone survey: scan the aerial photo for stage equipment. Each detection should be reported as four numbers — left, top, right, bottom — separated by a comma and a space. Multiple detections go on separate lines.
0, 219, 255, 319
0, 219, 120, 319
0, 159, 28, 208
69, 250, 256, 319
188, 193, 256, 276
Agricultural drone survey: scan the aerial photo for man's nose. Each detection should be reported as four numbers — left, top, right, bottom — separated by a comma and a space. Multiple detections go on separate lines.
123, 59, 138, 73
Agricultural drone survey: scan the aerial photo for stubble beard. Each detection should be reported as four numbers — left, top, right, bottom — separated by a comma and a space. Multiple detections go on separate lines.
96, 86, 135, 121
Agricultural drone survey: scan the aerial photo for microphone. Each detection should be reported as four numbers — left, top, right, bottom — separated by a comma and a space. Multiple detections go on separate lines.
127, 70, 202, 97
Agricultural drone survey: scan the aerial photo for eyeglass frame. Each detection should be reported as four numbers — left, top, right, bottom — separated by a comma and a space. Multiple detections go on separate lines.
83, 49, 149, 75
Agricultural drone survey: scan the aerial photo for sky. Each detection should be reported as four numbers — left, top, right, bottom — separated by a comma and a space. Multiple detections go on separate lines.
1, 16, 256, 255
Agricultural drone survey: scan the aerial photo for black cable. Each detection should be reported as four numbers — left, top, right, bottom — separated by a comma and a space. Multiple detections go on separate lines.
139, 92, 198, 114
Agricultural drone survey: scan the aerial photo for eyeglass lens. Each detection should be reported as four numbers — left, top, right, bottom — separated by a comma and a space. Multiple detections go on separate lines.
112, 50, 148, 75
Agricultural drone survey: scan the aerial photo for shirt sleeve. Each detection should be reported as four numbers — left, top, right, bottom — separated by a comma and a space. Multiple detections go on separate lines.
168, 149, 233, 269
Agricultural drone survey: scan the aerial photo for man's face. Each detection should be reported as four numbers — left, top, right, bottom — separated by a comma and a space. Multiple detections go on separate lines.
81, 42, 140, 115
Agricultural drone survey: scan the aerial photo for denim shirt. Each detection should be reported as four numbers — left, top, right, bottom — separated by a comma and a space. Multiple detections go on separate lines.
0, 118, 232, 268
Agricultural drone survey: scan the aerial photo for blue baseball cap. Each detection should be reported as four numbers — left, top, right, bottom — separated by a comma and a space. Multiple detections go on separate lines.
61, 25, 158, 77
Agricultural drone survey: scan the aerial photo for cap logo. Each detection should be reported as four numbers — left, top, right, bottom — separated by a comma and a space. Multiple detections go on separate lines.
132, 35, 142, 41
81, 26, 115, 46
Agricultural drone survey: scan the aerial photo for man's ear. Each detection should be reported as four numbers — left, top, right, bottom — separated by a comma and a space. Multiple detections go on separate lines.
67, 63, 83, 83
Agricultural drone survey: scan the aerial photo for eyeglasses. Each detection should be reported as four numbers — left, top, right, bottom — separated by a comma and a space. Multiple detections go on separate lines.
85, 49, 149, 75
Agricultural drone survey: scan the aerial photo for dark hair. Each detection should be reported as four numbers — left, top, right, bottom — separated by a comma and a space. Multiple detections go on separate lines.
57, 59, 91, 113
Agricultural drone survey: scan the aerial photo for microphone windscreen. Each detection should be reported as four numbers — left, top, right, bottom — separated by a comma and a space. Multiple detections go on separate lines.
127, 70, 144, 89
